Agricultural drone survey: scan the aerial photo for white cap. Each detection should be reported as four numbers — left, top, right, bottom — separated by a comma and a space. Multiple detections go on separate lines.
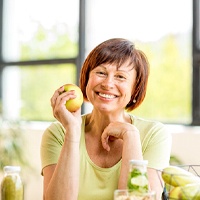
3, 166, 21, 173
129, 160, 148, 165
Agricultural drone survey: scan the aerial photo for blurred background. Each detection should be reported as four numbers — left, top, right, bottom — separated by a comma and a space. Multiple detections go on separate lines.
0, 0, 199, 199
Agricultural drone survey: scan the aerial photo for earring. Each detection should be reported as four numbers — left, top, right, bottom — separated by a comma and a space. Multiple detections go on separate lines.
133, 99, 136, 103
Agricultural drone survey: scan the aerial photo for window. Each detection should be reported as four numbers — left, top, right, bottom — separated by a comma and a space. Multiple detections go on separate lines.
2, 0, 79, 61
85, 0, 192, 124
0, 0, 81, 121
0, 0, 198, 125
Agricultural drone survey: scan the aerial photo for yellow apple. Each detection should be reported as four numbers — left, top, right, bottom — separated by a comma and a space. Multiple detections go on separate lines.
63, 84, 83, 112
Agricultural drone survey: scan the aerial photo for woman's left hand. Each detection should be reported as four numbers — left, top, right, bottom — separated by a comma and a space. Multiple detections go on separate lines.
101, 122, 139, 151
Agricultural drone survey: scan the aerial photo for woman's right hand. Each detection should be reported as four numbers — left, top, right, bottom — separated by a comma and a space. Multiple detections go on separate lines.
50, 86, 82, 140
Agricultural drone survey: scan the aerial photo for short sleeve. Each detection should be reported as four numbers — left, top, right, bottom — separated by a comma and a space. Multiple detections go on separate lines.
142, 122, 172, 170
40, 122, 65, 175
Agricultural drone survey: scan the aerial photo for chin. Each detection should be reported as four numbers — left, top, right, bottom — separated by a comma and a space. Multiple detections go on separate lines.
97, 106, 115, 114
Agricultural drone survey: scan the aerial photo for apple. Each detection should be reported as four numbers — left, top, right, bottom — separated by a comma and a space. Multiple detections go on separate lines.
63, 84, 83, 112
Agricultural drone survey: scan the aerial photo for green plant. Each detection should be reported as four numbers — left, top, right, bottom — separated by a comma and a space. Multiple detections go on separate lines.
0, 119, 28, 170
170, 155, 183, 165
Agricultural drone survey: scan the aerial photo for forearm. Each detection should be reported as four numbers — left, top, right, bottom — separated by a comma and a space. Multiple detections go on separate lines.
45, 134, 80, 200
118, 131, 143, 189
148, 169, 163, 200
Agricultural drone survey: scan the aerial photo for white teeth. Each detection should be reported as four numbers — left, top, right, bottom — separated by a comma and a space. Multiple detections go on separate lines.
99, 93, 116, 99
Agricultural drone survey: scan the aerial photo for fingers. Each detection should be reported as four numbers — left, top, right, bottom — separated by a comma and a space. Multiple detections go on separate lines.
51, 86, 65, 107
101, 133, 110, 152
101, 122, 138, 151
101, 125, 111, 151
50, 86, 76, 108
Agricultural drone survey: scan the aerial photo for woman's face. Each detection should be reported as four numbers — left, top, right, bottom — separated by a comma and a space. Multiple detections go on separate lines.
86, 61, 137, 114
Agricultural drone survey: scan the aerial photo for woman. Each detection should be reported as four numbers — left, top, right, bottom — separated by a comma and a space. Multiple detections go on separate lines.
40, 38, 172, 200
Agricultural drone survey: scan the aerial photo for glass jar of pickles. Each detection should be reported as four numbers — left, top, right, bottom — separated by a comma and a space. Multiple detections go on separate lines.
127, 160, 149, 194
1, 166, 24, 200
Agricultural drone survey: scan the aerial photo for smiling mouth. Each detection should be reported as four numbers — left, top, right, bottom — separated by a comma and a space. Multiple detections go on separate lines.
98, 92, 117, 99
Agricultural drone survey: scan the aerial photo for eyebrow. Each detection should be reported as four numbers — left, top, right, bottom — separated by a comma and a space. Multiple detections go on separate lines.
96, 65, 107, 70
97, 64, 133, 72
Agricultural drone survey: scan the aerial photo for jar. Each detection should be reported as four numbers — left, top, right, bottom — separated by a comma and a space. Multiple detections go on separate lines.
127, 160, 149, 193
1, 166, 24, 200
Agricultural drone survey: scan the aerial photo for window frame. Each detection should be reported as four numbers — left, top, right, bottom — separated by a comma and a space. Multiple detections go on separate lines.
0, 0, 86, 115
192, 0, 200, 125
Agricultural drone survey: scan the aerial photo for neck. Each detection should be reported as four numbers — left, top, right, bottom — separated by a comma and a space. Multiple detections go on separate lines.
85, 109, 131, 135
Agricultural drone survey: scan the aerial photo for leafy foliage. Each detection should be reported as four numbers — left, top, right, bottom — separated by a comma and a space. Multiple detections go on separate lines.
19, 23, 77, 121
132, 34, 191, 124
20, 23, 78, 60
20, 64, 76, 121
0, 120, 28, 170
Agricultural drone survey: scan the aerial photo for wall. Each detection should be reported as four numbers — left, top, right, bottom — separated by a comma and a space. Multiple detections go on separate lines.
5, 124, 200, 200
169, 125, 200, 165
22, 126, 44, 200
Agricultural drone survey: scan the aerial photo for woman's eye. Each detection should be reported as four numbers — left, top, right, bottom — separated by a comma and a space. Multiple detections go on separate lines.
97, 71, 106, 76
116, 75, 126, 80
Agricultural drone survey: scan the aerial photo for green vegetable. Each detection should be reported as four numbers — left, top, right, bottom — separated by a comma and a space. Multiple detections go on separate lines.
127, 168, 149, 193
1, 175, 23, 200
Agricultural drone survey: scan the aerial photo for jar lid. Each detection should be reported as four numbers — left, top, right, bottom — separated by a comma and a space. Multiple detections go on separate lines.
3, 166, 21, 173
129, 160, 148, 165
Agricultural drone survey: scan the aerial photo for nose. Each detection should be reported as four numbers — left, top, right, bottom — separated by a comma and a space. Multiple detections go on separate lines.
101, 75, 114, 89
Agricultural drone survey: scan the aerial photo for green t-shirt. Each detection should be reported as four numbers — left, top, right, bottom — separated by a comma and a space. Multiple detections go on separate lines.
40, 114, 171, 200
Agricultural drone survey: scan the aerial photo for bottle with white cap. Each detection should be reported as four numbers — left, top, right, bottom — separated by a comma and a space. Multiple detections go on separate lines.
1, 166, 24, 200
127, 160, 149, 194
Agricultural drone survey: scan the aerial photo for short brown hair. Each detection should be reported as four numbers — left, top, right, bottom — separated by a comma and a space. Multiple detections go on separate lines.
79, 38, 150, 111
